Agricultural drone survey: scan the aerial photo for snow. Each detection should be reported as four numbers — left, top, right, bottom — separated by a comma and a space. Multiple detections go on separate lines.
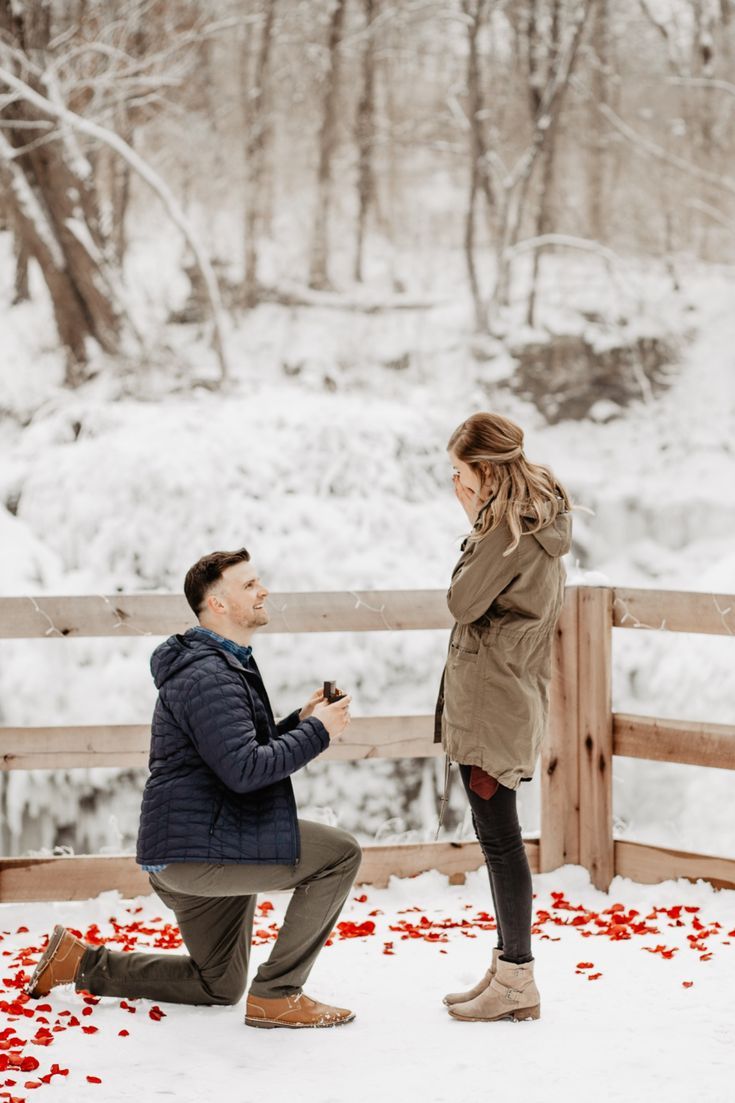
0, 865, 733, 1103
0, 231, 733, 920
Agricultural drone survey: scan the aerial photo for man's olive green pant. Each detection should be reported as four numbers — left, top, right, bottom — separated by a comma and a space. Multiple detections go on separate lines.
76, 821, 362, 1005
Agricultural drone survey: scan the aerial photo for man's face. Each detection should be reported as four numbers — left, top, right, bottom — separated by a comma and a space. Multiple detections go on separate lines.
207, 560, 270, 630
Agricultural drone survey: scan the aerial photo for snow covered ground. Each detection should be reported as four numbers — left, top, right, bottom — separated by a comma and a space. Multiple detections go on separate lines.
1, 865, 733, 1103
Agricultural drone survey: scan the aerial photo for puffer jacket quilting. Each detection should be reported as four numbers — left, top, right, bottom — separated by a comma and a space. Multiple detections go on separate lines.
136, 630, 329, 866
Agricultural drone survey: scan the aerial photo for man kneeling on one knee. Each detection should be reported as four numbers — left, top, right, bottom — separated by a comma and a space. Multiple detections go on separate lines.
27, 548, 362, 1029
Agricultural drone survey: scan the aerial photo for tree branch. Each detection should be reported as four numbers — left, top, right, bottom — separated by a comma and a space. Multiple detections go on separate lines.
0, 60, 230, 382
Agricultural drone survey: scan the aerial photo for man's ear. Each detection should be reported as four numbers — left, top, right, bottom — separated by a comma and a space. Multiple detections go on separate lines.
206, 589, 226, 615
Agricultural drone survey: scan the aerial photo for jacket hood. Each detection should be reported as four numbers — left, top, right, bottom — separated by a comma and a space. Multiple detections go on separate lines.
530, 510, 572, 558
151, 629, 231, 689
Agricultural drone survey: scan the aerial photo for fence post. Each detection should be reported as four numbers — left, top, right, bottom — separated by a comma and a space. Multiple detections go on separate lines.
540, 586, 580, 871
577, 586, 614, 890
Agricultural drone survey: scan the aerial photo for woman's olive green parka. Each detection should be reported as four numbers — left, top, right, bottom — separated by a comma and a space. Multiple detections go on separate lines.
435, 504, 572, 790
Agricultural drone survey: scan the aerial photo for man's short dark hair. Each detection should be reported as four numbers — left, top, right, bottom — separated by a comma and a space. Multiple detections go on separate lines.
184, 548, 251, 616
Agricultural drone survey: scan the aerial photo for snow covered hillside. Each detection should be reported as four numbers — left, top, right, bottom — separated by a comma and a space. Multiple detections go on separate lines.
0, 241, 733, 861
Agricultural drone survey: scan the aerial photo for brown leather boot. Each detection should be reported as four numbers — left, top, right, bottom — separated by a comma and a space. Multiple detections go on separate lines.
25, 925, 88, 999
443, 946, 500, 1007
448, 957, 541, 1022
245, 992, 355, 1029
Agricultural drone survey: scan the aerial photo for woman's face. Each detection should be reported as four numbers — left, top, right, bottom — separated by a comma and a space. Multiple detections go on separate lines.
448, 450, 485, 496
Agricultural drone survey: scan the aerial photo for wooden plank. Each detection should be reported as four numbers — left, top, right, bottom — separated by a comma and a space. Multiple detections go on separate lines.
614, 714, 735, 771
4, 585, 731, 640
0, 856, 151, 902
0, 841, 540, 902
540, 588, 580, 871
612, 588, 735, 636
615, 840, 735, 891
322, 716, 442, 761
0, 716, 442, 771
0, 726, 151, 770
0, 590, 454, 639
578, 587, 614, 891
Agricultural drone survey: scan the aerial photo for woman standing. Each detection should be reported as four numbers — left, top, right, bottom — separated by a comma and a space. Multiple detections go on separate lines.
436, 411, 572, 1023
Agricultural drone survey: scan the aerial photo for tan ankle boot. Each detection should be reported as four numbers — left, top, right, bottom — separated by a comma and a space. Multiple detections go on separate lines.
245, 992, 355, 1029
443, 946, 501, 1006
448, 957, 540, 1022
25, 925, 88, 999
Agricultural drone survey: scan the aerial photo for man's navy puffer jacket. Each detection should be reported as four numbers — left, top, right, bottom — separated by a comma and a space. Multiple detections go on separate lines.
136, 630, 329, 867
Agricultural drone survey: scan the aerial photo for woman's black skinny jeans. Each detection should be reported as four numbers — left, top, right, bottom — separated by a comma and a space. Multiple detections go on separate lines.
459, 764, 533, 965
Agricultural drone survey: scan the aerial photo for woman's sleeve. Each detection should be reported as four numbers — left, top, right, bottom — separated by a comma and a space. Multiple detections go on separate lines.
446, 523, 520, 625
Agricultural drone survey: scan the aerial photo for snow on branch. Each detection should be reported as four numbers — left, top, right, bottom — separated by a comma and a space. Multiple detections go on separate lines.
0, 62, 230, 382
571, 76, 735, 199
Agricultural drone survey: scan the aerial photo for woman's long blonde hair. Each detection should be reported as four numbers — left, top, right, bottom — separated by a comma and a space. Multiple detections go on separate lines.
448, 412, 572, 555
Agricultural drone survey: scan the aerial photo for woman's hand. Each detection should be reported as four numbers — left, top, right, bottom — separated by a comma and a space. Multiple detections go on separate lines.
453, 472, 482, 525
299, 687, 326, 721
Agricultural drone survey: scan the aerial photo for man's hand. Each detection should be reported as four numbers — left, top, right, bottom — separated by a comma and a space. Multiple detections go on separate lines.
299, 687, 326, 722
453, 472, 483, 525
311, 695, 352, 742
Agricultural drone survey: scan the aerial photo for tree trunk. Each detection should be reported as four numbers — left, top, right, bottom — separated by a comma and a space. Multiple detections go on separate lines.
0, 1, 133, 380
354, 0, 377, 283
110, 108, 134, 266
527, 0, 562, 327
490, 0, 594, 325
0, 133, 107, 383
12, 220, 30, 304
587, 0, 610, 244
309, 0, 347, 291
463, 0, 491, 331
242, 0, 277, 306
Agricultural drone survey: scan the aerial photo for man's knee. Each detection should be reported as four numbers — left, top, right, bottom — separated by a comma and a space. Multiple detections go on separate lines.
202, 973, 246, 1006
324, 825, 362, 874
342, 832, 362, 874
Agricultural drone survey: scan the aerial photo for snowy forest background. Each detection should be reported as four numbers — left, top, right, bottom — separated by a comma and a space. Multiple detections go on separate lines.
0, 0, 734, 865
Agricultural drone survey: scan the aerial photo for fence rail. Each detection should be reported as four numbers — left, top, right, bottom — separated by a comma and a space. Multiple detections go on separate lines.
0, 585, 733, 902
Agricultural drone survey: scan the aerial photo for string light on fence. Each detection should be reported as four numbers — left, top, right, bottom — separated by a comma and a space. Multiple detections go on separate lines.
96, 594, 152, 637
613, 595, 667, 632
349, 591, 395, 631
27, 596, 65, 638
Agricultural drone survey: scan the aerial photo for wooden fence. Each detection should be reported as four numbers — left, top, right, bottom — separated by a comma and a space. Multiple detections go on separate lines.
0, 585, 733, 902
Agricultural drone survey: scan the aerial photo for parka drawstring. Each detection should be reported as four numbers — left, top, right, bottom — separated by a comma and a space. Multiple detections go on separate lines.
435, 755, 453, 841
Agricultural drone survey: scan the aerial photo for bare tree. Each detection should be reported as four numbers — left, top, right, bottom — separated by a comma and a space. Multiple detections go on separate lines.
0, 2, 135, 383
489, 0, 595, 329
586, 0, 612, 244
462, 0, 497, 331
309, 0, 347, 290
242, 0, 276, 305
526, 0, 563, 327
354, 0, 377, 282
0, 61, 231, 382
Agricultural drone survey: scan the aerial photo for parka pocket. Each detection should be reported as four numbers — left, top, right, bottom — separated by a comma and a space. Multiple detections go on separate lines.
443, 644, 481, 732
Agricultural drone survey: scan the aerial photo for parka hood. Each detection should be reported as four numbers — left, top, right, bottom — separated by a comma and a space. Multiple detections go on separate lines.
150, 629, 229, 689
530, 511, 572, 558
